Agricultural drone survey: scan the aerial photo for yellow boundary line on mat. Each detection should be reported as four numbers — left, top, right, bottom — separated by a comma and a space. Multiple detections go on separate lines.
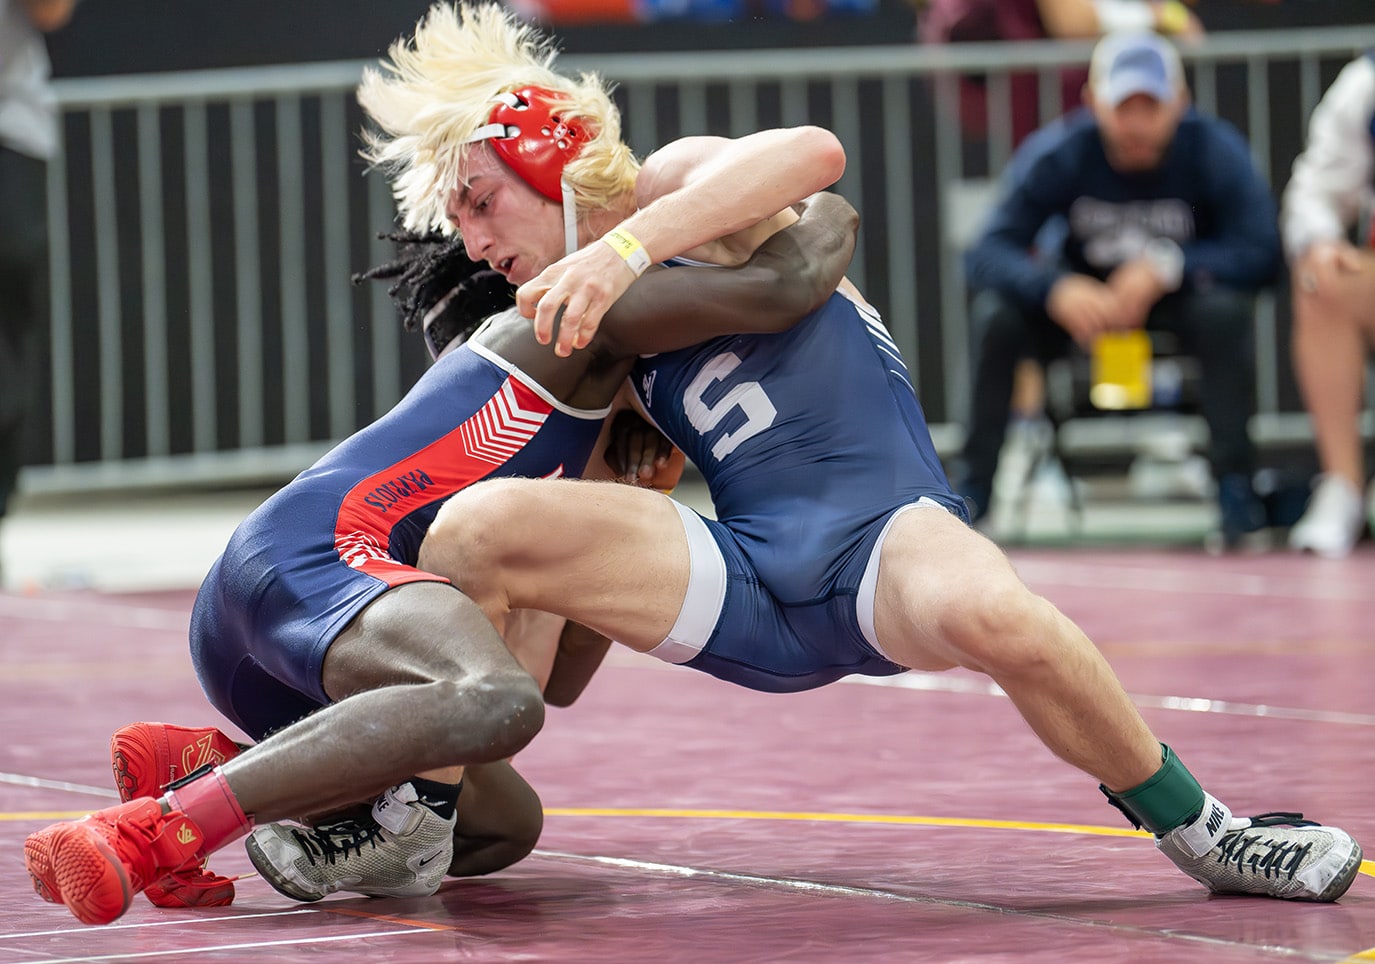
6, 805, 1374, 957
544, 807, 1375, 880
8, 805, 1375, 882
547, 807, 1150, 836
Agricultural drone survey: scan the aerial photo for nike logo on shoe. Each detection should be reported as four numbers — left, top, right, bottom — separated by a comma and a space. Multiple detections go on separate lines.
416, 850, 444, 868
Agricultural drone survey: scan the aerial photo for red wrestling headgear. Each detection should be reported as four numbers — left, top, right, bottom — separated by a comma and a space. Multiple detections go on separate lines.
465, 86, 593, 254
474, 87, 591, 201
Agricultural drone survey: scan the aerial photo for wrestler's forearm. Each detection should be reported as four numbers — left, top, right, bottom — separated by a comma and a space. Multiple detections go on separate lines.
543, 621, 613, 708
623, 127, 846, 265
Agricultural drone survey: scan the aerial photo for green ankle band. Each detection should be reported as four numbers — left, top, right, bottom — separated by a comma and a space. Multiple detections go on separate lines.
1101, 744, 1205, 835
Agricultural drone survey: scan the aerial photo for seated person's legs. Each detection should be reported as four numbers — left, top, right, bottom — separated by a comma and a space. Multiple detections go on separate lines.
1149, 287, 1265, 546
957, 289, 1068, 523
1289, 248, 1375, 557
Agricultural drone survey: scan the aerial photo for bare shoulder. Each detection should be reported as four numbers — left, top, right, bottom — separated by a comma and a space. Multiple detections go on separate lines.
636, 135, 732, 207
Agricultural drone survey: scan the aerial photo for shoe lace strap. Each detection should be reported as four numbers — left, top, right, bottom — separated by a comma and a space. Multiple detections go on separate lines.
1245, 811, 1315, 829
1218, 813, 1317, 882
164, 865, 239, 885
142, 812, 206, 878
289, 818, 385, 866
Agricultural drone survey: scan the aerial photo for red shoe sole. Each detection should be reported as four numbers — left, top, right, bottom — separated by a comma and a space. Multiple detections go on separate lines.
23, 827, 63, 905
50, 823, 133, 926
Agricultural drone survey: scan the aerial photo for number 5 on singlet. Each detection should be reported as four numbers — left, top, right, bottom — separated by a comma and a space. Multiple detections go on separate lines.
682, 352, 777, 460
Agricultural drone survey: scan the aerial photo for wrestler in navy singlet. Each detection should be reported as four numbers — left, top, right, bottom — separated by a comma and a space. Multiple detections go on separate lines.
191, 335, 608, 740
631, 285, 967, 692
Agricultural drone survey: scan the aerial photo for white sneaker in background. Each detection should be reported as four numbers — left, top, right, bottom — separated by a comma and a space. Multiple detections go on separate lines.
1289, 474, 1365, 559
1127, 453, 1212, 502
992, 417, 1055, 508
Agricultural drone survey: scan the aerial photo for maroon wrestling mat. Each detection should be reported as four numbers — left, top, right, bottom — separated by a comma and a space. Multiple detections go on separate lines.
2, 547, 1373, 962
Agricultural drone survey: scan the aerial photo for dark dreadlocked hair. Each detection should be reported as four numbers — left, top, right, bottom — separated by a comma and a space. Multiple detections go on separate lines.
353, 229, 516, 358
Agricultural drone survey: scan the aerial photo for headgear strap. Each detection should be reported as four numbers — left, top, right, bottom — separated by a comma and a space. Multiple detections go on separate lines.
465, 86, 592, 256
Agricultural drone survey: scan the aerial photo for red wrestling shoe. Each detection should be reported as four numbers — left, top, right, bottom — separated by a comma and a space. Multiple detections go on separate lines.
111, 722, 244, 907
111, 722, 242, 798
24, 798, 205, 926
24, 822, 63, 904
26, 803, 233, 909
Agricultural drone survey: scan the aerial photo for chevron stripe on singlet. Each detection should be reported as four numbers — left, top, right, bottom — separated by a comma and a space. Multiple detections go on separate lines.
333, 375, 553, 585
459, 379, 550, 464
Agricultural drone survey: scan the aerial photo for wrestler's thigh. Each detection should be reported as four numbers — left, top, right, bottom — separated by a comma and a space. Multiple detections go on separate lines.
423, 478, 690, 653
321, 581, 524, 702
869, 505, 1023, 671
503, 609, 568, 690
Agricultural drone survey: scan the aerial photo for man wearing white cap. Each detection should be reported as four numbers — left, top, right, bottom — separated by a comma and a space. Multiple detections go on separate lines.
959, 31, 1282, 549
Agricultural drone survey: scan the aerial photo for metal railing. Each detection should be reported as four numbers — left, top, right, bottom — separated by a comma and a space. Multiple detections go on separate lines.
27, 26, 1375, 493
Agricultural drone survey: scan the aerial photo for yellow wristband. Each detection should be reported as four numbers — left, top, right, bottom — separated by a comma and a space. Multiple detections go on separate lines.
1156, 0, 1190, 35
601, 227, 652, 277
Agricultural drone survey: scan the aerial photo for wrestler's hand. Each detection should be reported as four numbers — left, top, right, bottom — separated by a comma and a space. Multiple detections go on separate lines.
642, 447, 686, 494
603, 408, 683, 491
517, 240, 637, 356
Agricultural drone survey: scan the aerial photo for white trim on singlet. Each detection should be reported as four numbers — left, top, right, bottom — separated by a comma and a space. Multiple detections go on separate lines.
644, 499, 727, 665
467, 321, 613, 421
856, 497, 953, 663
668, 254, 719, 268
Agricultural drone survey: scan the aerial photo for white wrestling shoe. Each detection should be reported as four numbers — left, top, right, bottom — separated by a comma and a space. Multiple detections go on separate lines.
1289, 475, 1365, 559
1157, 797, 1362, 902
245, 783, 454, 902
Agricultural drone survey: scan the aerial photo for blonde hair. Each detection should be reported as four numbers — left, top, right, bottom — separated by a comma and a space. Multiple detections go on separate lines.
358, 3, 640, 234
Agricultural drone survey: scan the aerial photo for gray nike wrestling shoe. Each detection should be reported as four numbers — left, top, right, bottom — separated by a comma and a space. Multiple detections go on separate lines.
245, 783, 455, 902
1157, 798, 1362, 902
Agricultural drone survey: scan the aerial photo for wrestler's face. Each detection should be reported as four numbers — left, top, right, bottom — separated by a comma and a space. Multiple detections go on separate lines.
445, 146, 566, 286
1087, 89, 1186, 174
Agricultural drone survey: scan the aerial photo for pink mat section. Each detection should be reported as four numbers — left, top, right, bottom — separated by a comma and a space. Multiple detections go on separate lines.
2, 547, 1373, 962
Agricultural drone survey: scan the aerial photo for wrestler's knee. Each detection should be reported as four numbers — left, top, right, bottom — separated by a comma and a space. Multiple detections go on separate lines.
932, 569, 1059, 676
448, 761, 544, 877
415, 673, 546, 765
486, 776, 543, 868
421, 478, 532, 594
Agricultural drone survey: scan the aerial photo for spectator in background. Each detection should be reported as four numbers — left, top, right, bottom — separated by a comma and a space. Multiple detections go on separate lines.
919, 1, 1205, 484
956, 31, 1281, 549
0, 0, 76, 571
1281, 52, 1375, 559
919, 0, 1202, 147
